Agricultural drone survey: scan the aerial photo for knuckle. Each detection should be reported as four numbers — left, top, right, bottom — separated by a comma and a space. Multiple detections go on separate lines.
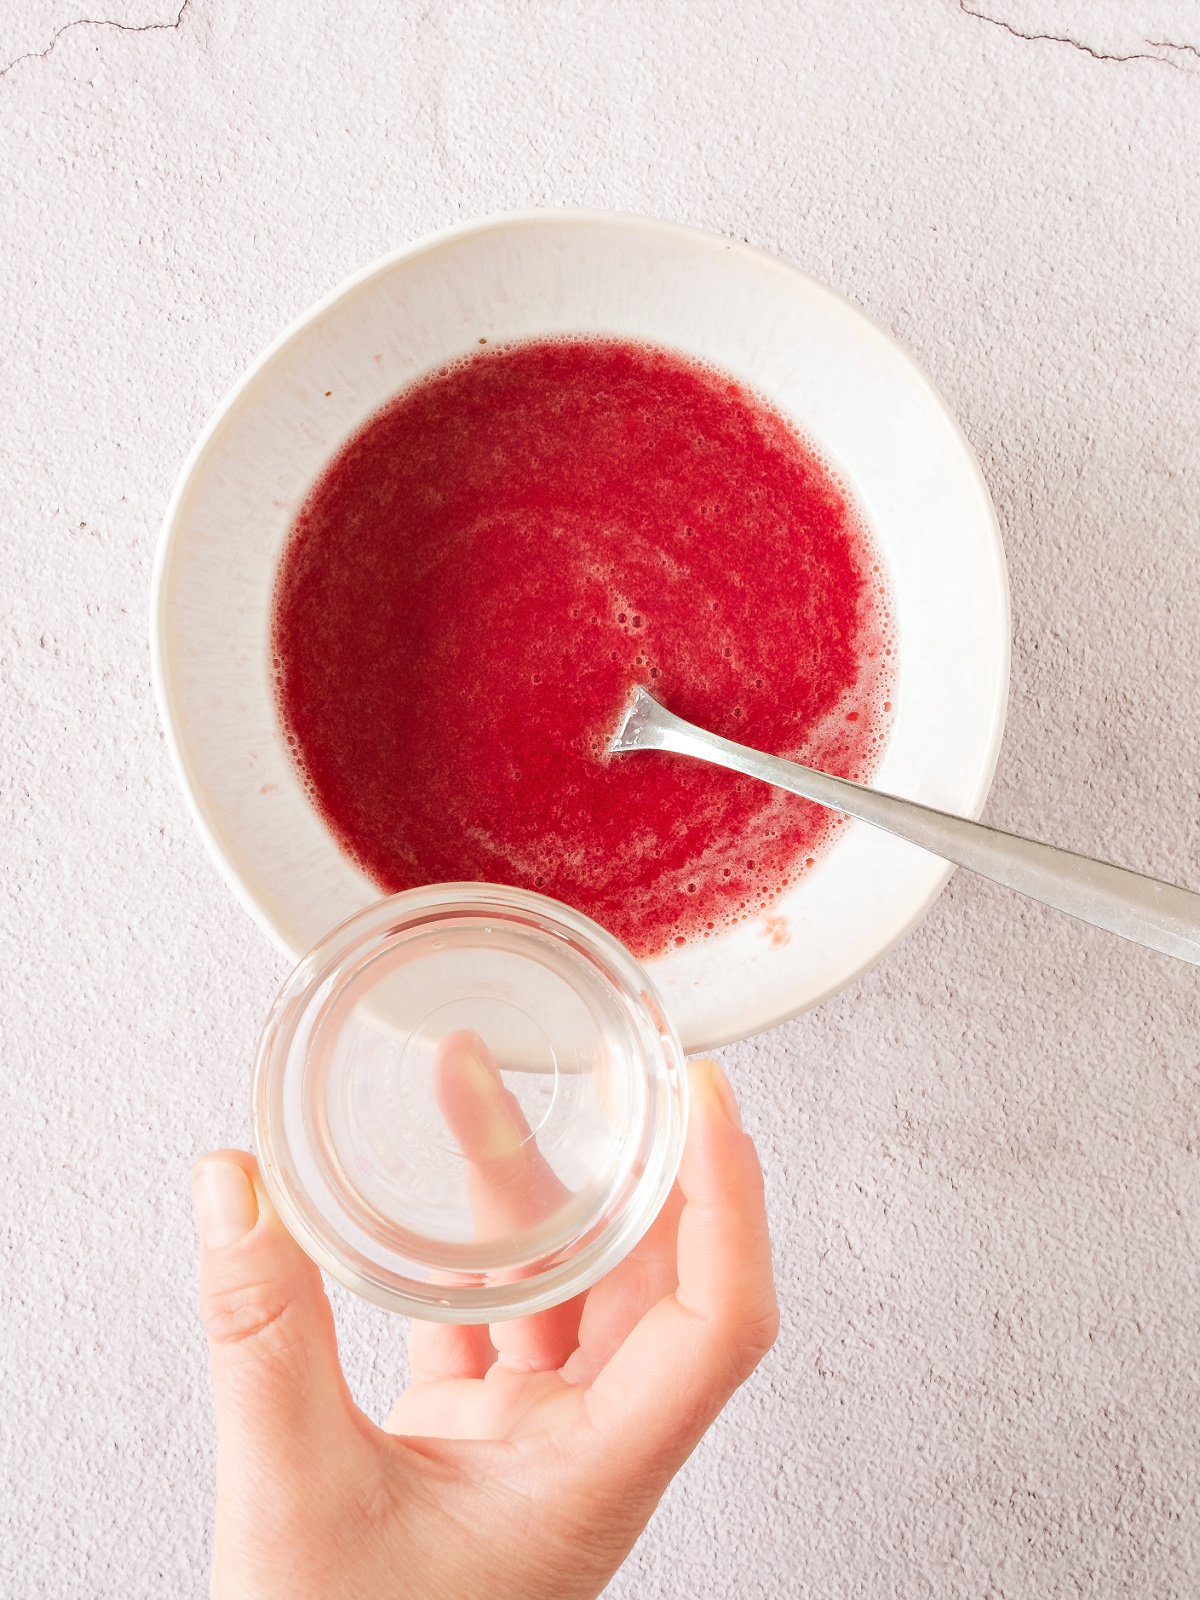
717, 1299, 780, 1389
742, 1301, 781, 1366
200, 1275, 293, 1348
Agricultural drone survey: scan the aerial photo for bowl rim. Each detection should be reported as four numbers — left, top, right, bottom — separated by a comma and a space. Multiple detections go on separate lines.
150, 206, 1010, 1048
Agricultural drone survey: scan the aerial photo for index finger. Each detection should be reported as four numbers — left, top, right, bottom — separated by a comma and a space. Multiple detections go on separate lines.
434, 1029, 572, 1235
582, 1059, 778, 1470
435, 1029, 584, 1371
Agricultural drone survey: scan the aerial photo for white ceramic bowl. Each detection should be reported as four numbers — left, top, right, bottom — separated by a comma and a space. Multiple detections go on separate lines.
151, 209, 1009, 1053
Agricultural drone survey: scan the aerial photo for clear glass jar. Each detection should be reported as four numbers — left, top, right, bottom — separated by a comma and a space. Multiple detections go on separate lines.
253, 884, 688, 1322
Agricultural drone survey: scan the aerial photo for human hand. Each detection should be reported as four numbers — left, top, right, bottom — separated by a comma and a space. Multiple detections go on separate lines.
191, 1054, 777, 1600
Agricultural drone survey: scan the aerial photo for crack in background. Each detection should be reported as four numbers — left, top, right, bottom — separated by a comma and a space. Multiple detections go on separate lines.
0, 0, 190, 80
1150, 36, 1200, 60
956, 1, 1198, 69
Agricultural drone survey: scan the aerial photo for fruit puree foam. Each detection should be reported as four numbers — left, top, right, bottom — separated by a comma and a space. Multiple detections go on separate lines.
273, 336, 894, 958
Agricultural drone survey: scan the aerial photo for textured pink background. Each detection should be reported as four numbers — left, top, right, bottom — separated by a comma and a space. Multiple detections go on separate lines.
3, 2, 1200, 1594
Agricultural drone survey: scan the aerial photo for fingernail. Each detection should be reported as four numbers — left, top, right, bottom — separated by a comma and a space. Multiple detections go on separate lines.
191, 1159, 259, 1250
705, 1060, 743, 1131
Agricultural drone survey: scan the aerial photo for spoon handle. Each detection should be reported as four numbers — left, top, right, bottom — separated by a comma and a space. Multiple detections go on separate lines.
611, 688, 1200, 966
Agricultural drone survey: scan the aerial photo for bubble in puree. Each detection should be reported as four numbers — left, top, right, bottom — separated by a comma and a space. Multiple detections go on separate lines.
272, 336, 894, 959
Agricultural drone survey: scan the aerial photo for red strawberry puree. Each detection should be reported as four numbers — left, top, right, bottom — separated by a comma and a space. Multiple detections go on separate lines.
272, 337, 894, 959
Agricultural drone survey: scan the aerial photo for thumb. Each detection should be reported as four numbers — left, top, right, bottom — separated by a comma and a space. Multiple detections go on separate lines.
191, 1150, 351, 1471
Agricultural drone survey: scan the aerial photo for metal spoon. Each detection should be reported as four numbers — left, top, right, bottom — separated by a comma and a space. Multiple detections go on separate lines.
608, 686, 1200, 965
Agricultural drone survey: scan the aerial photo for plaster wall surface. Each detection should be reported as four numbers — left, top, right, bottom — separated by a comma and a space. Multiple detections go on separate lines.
2, 2, 1200, 1594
